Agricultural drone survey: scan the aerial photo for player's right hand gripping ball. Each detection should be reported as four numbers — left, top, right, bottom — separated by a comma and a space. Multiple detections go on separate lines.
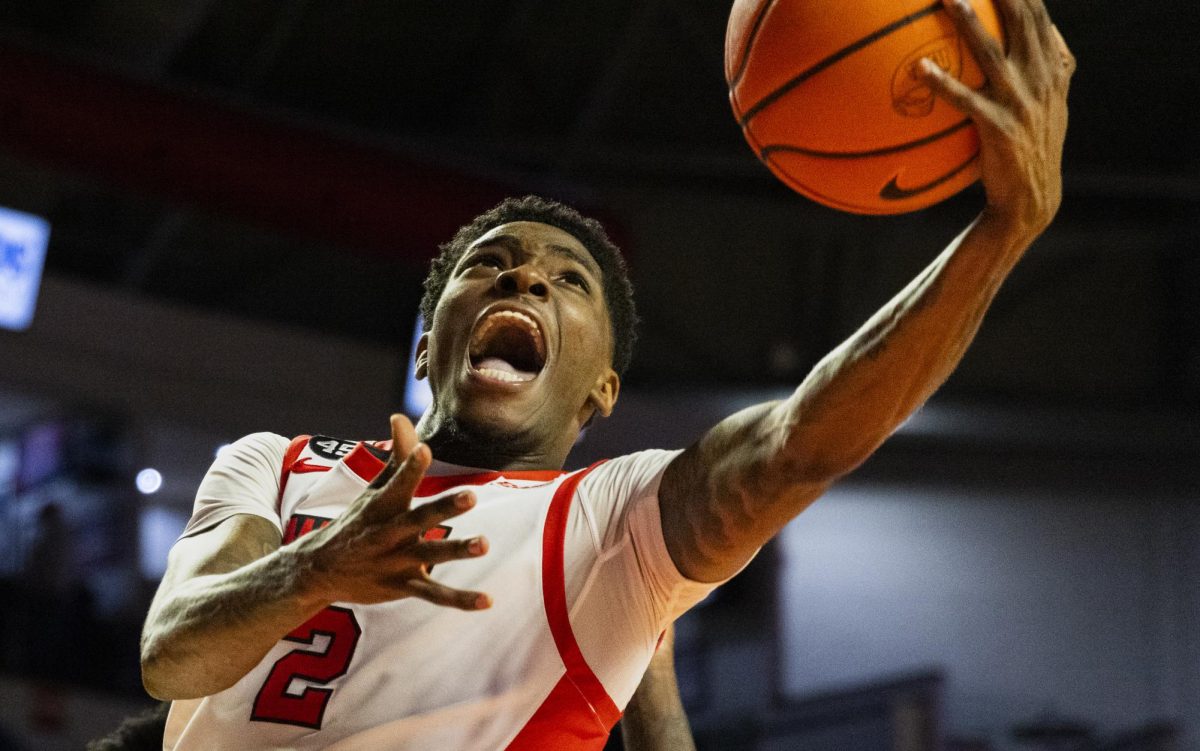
726, 0, 1004, 214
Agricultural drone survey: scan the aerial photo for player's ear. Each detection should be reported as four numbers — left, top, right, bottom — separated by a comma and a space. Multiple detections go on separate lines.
414, 333, 430, 380
584, 368, 620, 420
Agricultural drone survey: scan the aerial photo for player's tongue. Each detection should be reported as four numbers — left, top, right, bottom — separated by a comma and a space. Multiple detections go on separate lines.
474, 356, 536, 382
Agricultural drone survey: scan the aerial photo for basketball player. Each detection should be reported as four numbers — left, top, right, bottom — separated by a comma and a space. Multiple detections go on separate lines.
93, 631, 692, 750
140, 0, 1073, 747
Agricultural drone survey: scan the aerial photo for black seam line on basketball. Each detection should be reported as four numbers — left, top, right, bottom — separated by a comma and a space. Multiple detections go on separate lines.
879, 149, 979, 200
759, 118, 972, 160
728, 0, 780, 87
737, 0, 944, 127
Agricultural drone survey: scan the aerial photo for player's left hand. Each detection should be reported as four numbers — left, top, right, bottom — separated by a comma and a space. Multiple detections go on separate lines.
920, 0, 1075, 238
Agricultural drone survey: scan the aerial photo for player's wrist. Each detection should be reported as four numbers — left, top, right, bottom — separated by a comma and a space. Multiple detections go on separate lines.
980, 186, 1060, 243
971, 206, 1046, 262
278, 540, 337, 610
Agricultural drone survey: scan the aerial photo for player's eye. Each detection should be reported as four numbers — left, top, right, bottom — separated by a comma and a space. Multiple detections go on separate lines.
470, 253, 505, 269
561, 271, 589, 292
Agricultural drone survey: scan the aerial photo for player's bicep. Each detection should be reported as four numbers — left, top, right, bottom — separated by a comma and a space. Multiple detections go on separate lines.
659, 400, 830, 583
155, 514, 282, 603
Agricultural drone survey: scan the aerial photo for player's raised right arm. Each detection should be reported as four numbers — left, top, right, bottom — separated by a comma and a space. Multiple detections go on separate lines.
140, 415, 491, 700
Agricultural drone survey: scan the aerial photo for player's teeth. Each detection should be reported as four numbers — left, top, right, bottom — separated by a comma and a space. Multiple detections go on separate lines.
477, 368, 532, 383
470, 310, 545, 359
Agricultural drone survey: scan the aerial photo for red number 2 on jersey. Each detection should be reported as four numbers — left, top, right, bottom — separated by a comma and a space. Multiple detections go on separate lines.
251, 606, 362, 729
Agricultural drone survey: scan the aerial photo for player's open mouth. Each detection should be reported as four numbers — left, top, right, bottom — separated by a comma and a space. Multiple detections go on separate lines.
467, 309, 547, 384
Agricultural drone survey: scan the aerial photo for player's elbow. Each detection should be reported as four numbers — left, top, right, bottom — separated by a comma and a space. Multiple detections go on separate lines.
783, 445, 873, 485
140, 645, 177, 700
141, 637, 190, 700
775, 417, 884, 485
140, 636, 222, 701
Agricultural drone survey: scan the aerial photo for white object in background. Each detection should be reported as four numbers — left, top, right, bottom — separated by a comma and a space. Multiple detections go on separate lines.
404, 314, 433, 418
136, 468, 163, 494
0, 206, 51, 332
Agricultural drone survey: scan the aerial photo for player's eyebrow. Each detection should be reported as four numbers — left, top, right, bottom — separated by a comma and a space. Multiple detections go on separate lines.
478, 234, 601, 279
546, 243, 601, 279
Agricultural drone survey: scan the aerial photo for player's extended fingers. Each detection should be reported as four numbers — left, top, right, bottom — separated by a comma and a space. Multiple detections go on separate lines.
365, 442, 431, 520
987, 0, 1033, 66
992, 0, 1054, 75
368, 414, 420, 489
942, 0, 1014, 100
406, 578, 492, 611
413, 536, 489, 567
389, 413, 420, 467
1021, 0, 1056, 48
919, 57, 1006, 128
401, 492, 477, 537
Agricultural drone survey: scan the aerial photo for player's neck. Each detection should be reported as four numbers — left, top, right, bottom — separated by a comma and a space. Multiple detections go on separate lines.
417, 415, 571, 472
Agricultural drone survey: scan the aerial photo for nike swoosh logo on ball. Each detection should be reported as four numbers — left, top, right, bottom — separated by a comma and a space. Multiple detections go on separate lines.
879, 150, 979, 200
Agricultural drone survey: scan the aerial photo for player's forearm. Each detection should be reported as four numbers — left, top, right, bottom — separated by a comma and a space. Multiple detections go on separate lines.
621, 662, 697, 751
661, 213, 1044, 583
140, 545, 329, 700
779, 211, 1035, 479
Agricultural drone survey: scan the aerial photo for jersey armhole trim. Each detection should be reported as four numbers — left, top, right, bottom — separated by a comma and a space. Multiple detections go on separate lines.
277, 434, 311, 511
569, 481, 604, 555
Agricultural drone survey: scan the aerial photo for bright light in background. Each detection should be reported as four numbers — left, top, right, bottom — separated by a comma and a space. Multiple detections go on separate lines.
140, 505, 189, 578
0, 206, 51, 332
136, 468, 163, 494
215, 443, 233, 459
404, 314, 433, 418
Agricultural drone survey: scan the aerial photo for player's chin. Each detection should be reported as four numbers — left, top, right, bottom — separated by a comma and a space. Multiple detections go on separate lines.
448, 399, 538, 443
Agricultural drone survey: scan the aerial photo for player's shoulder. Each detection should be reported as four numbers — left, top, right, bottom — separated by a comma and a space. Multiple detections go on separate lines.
226, 432, 382, 460
215, 431, 291, 458
232, 431, 293, 450
587, 448, 684, 478
578, 448, 683, 499
295, 434, 386, 463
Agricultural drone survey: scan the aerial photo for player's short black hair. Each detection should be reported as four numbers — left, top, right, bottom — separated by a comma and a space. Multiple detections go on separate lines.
420, 195, 638, 376
86, 703, 170, 751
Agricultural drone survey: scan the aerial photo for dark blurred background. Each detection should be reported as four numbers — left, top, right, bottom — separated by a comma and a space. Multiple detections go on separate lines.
0, 0, 1196, 749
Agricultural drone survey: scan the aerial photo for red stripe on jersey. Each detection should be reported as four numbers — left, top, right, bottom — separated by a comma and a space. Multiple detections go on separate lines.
282, 517, 299, 545
344, 442, 387, 484
504, 461, 618, 750
502, 674, 612, 750
415, 471, 564, 496
282, 515, 333, 545
277, 435, 312, 511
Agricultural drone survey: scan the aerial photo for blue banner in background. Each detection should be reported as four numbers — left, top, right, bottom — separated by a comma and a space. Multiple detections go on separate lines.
0, 206, 51, 332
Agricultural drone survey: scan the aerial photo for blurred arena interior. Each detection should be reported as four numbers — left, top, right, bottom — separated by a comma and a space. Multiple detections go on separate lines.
0, 1, 1197, 749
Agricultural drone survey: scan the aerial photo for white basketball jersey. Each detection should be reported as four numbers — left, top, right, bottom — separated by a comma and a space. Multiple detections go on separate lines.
164, 434, 716, 751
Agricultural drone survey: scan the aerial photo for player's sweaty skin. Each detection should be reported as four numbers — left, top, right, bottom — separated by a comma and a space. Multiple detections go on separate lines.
141, 416, 490, 700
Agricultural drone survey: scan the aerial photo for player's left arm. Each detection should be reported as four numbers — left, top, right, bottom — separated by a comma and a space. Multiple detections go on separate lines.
659, 0, 1075, 583
620, 626, 697, 751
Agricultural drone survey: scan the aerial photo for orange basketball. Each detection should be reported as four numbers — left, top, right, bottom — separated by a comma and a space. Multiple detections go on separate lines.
725, 0, 1005, 214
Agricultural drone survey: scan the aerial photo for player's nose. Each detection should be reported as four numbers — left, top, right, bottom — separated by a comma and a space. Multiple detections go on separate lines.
495, 264, 549, 299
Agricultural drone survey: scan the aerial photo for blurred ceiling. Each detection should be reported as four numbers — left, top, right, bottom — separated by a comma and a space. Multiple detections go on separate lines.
0, 0, 1197, 404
